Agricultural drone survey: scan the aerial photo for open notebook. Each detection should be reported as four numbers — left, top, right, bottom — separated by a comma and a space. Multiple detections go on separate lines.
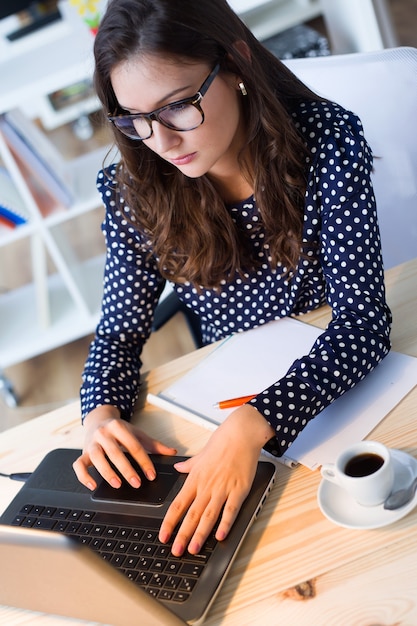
148, 318, 417, 470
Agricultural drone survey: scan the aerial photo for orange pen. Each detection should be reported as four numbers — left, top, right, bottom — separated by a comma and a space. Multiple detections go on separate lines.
214, 393, 257, 410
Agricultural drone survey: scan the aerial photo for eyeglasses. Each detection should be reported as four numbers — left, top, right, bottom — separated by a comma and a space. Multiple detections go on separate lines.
108, 63, 220, 141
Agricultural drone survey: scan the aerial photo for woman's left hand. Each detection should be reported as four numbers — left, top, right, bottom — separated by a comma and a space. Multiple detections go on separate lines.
158, 405, 275, 556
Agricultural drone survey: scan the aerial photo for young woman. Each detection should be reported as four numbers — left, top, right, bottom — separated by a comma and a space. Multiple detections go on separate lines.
73, 0, 392, 556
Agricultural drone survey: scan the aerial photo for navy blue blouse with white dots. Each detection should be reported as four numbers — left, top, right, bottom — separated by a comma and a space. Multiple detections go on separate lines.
80, 100, 392, 459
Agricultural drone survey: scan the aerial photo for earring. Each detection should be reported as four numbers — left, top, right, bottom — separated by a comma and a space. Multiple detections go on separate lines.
238, 81, 248, 96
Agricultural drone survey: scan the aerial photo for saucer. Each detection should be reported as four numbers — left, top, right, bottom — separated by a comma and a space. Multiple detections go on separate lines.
317, 449, 417, 529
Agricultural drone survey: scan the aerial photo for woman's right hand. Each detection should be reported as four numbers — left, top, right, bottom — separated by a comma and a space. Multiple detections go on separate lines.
72, 405, 177, 491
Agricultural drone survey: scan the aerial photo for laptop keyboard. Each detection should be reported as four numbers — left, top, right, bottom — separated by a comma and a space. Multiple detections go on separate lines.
11, 504, 216, 603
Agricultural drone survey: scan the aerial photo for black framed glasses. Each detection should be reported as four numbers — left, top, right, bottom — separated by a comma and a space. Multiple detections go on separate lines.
108, 63, 220, 141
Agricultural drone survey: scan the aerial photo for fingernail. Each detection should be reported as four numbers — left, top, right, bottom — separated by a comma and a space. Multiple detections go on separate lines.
172, 542, 184, 557
159, 530, 170, 544
110, 477, 121, 488
130, 476, 141, 488
216, 530, 226, 541
146, 469, 156, 481
86, 482, 95, 491
189, 541, 200, 554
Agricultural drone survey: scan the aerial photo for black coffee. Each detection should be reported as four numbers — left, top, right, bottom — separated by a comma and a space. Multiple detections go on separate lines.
344, 453, 384, 477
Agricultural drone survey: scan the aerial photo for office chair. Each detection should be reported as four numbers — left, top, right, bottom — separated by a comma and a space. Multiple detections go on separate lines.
284, 46, 417, 270
152, 285, 204, 348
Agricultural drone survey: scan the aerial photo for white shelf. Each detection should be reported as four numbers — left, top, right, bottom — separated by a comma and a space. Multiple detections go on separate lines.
0, 220, 35, 248
0, 13, 72, 63
0, 105, 109, 374
237, 0, 322, 40
42, 145, 115, 227
35, 94, 101, 131
0, 146, 106, 249
0, 254, 104, 369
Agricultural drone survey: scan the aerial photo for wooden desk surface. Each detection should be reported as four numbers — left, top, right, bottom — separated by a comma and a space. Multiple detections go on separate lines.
1, 258, 417, 625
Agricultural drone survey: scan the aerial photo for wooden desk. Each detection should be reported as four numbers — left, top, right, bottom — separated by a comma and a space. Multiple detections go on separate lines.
1, 258, 417, 625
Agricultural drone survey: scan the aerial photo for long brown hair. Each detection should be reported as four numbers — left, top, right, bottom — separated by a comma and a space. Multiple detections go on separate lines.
94, 0, 319, 287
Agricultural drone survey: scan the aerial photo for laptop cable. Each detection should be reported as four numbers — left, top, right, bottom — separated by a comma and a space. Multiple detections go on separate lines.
0, 471, 32, 482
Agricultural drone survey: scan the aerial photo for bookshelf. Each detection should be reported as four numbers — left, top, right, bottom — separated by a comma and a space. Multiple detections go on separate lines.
0, 1, 112, 406
0, 119, 111, 406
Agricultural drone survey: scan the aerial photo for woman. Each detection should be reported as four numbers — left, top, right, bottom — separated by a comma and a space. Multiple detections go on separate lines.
73, 0, 391, 557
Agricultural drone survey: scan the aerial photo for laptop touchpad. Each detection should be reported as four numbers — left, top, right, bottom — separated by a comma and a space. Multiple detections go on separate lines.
92, 461, 180, 506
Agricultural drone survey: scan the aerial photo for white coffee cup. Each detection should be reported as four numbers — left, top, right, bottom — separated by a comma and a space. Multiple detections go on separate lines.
320, 441, 395, 507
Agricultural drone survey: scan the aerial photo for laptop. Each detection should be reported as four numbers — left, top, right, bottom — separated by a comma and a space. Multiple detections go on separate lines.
0, 448, 275, 625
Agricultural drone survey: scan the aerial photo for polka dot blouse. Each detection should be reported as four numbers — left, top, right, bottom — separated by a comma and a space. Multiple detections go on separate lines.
80, 100, 392, 459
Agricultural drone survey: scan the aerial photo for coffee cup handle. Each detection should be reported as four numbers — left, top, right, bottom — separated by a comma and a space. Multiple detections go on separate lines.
321, 463, 340, 484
